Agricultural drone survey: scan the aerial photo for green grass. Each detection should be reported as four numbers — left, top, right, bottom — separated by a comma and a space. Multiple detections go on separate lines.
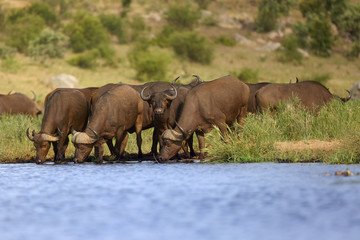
205, 99, 360, 164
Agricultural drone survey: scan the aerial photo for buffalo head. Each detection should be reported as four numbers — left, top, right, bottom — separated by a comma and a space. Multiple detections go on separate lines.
140, 80, 178, 116
26, 128, 60, 164
71, 128, 98, 163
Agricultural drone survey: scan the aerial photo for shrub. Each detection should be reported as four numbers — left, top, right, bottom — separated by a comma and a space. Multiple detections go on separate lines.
308, 15, 333, 57
347, 40, 360, 59
28, 28, 68, 62
299, 0, 327, 17
128, 42, 170, 82
27, 2, 57, 26
232, 67, 259, 83
336, 3, 360, 40
292, 21, 310, 49
64, 12, 109, 52
129, 15, 146, 41
278, 35, 303, 64
169, 31, 213, 64
194, 0, 215, 9
165, 4, 200, 30
0, 45, 16, 59
100, 13, 128, 43
6, 15, 45, 53
67, 49, 100, 69
215, 36, 237, 47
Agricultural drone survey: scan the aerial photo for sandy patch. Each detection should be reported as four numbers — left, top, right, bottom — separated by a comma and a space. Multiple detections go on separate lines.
274, 140, 342, 153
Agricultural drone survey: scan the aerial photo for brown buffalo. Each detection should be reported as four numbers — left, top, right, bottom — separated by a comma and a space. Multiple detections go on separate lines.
27, 88, 95, 164
255, 80, 351, 112
246, 82, 271, 113
0, 91, 41, 117
159, 75, 250, 161
71, 85, 143, 163
140, 75, 203, 157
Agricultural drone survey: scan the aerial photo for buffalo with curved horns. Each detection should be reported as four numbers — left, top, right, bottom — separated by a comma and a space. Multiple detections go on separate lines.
255, 80, 351, 112
0, 91, 41, 117
27, 88, 97, 164
159, 75, 249, 161
140, 75, 203, 157
71, 85, 143, 163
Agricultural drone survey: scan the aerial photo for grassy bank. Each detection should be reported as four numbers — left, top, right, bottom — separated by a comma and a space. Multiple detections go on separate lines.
1, 99, 360, 164
206, 99, 360, 164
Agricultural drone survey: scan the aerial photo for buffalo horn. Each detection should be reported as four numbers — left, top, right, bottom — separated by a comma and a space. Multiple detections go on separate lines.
165, 84, 178, 100
26, 128, 34, 141
88, 127, 99, 140
140, 86, 151, 101
161, 129, 184, 142
71, 132, 97, 144
175, 121, 187, 137
192, 74, 204, 83
172, 76, 180, 84
341, 90, 351, 102
31, 90, 37, 101
40, 133, 59, 142
296, 77, 299, 83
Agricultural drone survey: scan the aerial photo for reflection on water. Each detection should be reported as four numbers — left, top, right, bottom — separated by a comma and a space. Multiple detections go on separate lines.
0, 163, 360, 240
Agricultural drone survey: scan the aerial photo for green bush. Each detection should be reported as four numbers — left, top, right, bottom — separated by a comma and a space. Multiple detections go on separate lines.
6, 14, 45, 53
278, 35, 303, 64
169, 31, 213, 64
99, 13, 128, 43
128, 42, 170, 82
292, 21, 309, 49
215, 35, 237, 47
129, 15, 147, 41
64, 12, 109, 52
308, 15, 333, 57
232, 67, 259, 83
27, 2, 57, 26
347, 40, 360, 59
165, 4, 200, 30
0, 45, 16, 59
67, 49, 100, 69
336, 3, 360, 40
28, 28, 68, 62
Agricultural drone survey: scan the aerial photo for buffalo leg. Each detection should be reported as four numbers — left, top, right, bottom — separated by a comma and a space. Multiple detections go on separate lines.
56, 136, 69, 164
237, 105, 248, 126
114, 130, 127, 160
106, 139, 115, 156
196, 130, 205, 160
52, 141, 58, 163
187, 133, 196, 157
94, 141, 104, 164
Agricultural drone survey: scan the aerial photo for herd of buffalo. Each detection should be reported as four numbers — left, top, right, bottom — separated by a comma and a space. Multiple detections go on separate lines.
0, 75, 351, 164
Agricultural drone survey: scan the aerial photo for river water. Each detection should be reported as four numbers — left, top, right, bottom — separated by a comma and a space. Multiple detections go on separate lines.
0, 162, 359, 240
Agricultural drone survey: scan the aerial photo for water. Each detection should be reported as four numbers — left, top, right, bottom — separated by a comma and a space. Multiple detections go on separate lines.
0, 162, 360, 240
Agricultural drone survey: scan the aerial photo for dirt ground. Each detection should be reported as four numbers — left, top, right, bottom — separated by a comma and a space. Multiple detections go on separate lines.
274, 140, 342, 154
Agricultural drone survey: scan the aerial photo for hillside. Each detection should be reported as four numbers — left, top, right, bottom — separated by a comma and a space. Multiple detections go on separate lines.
0, 0, 359, 102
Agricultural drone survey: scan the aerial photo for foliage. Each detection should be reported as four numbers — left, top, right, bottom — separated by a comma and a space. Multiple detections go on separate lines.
5, 15, 45, 53
291, 21, 309, 49
165, 4, 200, 30
215, 35, 237, 47
308, 15, 333, 57
278, 35, 303, 64
206, 99, 360, 163
64, 12, 109, 53
99, 13, 128, 43
194, 0, 215, 9
28, 28, 68, 63
0, 56, 21, 73
346, 40, 360, 59
67, 49, 100, 69
0, 45, 16, 59
27, 2, 57, 26
169, 31, 213, 64
232, 67, 259, 83
255, 0, 297, 32
336, 3, 360, 40
43, 0, 70, 16
129, 15, 147, 42
128, 42, 170, 82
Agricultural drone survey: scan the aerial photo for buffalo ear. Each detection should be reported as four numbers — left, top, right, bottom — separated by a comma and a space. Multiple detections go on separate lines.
162, 129, 184, 142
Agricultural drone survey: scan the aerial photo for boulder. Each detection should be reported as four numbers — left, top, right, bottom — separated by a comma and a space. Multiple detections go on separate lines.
44, 74, 80, 89
349, 81, 360, 100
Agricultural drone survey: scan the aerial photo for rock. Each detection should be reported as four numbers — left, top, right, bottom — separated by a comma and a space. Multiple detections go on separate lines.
218, 14, 242, 29
335, 169, 353, 176
201, 10, 212, 19
44, 74, 80, 89
297, 48, 310, 58
268, 30, 284, 40
349, 81, 360, 100
256, 41, 281, 51
234, 34, 255, 46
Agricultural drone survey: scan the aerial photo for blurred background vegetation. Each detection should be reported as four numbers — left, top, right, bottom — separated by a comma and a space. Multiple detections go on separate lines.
0, 0, 359, 95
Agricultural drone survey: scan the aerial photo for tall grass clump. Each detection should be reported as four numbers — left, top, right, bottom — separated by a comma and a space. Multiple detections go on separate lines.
278, 35, 303, 64
206, 99, 360, 163
0, 114, 41, 162
165, 3, 200, 30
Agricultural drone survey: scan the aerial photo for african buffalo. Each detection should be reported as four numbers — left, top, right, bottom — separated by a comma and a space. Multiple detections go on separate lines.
27, 88, 95, 164
246, 82, 271, 113
140, 75, 203, 157
255, 80, 351, 112
71, 85, 143, 163
0, 91, 41, 117
159, 75, 250, 161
